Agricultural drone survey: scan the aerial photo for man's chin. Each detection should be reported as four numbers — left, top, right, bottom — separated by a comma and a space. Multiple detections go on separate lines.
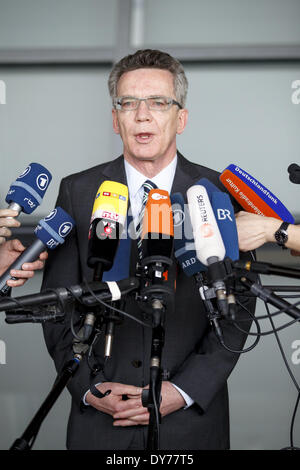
126, 152, 160, 163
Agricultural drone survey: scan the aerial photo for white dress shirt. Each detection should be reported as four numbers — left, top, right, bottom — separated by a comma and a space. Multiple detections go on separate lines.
124, 155, 177, 227
83, 154, 194, 409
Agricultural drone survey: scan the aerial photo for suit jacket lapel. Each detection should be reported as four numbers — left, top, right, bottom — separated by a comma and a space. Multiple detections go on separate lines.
171, 151, 206, 197
102, 155, 127, 185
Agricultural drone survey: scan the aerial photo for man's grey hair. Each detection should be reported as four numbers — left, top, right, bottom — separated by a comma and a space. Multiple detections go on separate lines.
108, 49, 188, 108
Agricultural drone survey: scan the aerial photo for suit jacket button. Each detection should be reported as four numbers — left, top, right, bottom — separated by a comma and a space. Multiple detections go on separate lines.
131, 360, 142, 368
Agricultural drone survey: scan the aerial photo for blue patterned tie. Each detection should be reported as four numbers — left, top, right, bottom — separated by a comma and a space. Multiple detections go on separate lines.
136, 179, 157, 259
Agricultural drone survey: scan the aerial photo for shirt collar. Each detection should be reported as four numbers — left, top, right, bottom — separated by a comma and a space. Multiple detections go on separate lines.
124, 154, 178, 198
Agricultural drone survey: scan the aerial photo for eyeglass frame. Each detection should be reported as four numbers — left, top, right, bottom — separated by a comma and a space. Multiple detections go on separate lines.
113, 95, 183, 111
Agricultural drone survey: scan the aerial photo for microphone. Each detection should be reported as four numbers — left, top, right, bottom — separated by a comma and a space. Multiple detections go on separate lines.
171, 192, 206, 277
5, 163, 52, 215
140, 187, 175, 327
139, 188, 174, 443
0, 207, 75, 295
197, 177, 239, 261
187, 184, 228, 316
219, 164, 294, 223
206, 185, 239, 320
288, 163, 300, 184
171, 191, 225, 337
234, 259, 300, 280
1, 277, 139, 317
87, 181, 129, 276
172, 189, 237, 320
187, 185, 225, 264
141, 189, 174, 261
240, 277, 300, 321
86, 180, 129, 349
139, 188, 175, 316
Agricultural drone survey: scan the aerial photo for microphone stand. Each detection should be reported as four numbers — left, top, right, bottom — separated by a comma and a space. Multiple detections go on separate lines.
139, 255, 174, 451
8, 277, 106, 450
10, 349, 87, 450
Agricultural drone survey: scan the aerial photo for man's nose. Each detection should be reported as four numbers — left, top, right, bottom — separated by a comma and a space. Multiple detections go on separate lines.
135, 100, 152, 121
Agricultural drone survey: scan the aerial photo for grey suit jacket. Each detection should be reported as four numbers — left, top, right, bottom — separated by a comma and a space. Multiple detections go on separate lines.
41, 152, 255, 450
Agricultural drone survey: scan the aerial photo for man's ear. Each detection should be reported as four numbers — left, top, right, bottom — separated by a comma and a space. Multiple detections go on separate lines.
112, 109, 120, 134
176, 108, 188, 135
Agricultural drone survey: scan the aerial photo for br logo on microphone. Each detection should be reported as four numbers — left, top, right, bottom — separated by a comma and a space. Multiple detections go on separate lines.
217, 208, 233, 222
37, 173, 50, 191
59, 222, 73, 238
0, 80, 6, 105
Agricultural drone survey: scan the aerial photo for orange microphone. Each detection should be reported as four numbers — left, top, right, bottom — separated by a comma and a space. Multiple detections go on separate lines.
141, 189, 174, 260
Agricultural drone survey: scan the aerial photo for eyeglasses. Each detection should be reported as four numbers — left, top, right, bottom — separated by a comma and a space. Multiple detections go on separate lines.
113, 96, 183, 111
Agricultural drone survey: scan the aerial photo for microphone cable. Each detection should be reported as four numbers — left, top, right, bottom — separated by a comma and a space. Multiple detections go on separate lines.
214, 302, 261, 354
233, 300, 300, 336
66, 278, 152, 336
81, 278, 152, 329
263, 297, 300, 450
250, 251, 300, 450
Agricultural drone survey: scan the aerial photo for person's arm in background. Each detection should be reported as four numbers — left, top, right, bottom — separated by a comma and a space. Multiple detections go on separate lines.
236, 211, 300, 254
0, 208, 48, 287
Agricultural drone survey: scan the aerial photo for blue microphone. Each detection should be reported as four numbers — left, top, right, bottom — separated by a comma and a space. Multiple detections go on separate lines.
195, 177, 219, 198
171, 192, 206, 277
0, 207, 75, 294
211, 192, 239, 261
196, 178, 239, 261
5, 163, 52, 215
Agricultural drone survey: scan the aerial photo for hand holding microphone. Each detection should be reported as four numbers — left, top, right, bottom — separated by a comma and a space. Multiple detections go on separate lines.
219, 164, 294, 223
219, 164, 300, 253
2, 162, 52, 244
0, 209, 21, 245
0, 207, 75, 295
0, 162, 52, 286
0, 239, 48, 286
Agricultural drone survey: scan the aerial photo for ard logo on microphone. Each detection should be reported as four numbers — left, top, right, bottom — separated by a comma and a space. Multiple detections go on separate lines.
37, 173, 50, 191
0, 80, 6, 105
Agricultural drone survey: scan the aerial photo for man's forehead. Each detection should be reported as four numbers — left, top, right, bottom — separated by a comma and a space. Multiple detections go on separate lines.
117, 68, 175, 96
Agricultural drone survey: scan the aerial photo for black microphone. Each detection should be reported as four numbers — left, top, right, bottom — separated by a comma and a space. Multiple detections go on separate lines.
240, 277, 300, 321
85, 180, 129, 347
288, 163, 300, 184
2, 278, 139, 320
234, 259, 300, 280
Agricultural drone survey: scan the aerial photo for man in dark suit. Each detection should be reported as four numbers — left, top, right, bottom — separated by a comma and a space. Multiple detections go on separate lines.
41, 49, 255, 450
